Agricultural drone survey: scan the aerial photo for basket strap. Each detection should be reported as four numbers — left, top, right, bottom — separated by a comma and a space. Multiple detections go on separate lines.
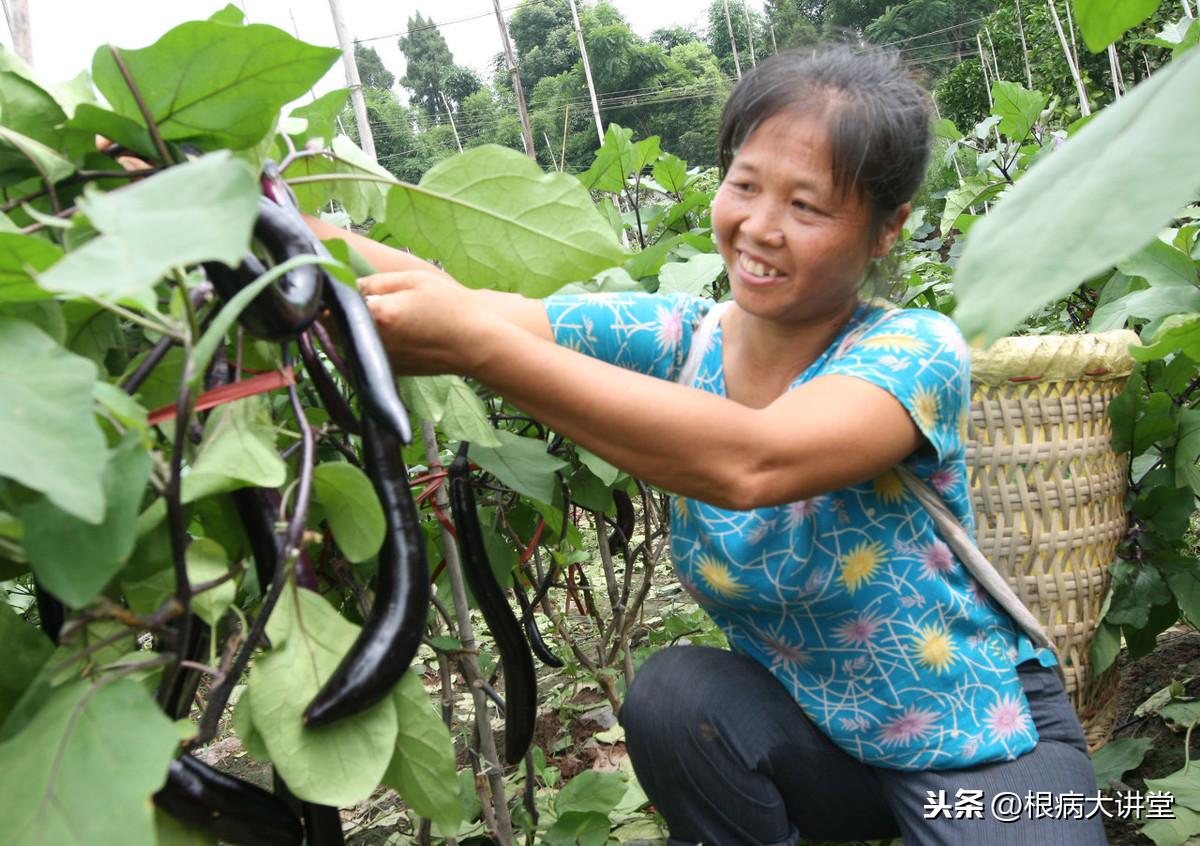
894, 465, 1066, 681
677, 301, 732, 387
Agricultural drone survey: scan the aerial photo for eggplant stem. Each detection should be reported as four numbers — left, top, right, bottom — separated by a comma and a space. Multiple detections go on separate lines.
107, 45, 175, 166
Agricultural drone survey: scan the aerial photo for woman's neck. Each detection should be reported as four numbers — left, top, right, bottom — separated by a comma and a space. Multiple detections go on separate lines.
721, 298, 860, 408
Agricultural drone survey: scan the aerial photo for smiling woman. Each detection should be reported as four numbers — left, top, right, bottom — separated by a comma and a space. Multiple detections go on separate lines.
316, 43, 1108, 846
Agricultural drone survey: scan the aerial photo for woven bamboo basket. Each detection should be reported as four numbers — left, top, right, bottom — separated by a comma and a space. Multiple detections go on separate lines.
966, 330, 1139, 751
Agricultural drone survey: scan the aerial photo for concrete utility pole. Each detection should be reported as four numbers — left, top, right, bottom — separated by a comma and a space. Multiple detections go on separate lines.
326, 0, 376, 160
723, 0, 743, 79
492, 0, 537, 159
568, 0, 605, 145
440, 91, 463, 152
5, 0, 33, 65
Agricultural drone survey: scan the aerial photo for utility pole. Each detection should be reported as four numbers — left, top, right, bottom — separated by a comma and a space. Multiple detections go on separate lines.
568, 0, 604, 145
492, 0, 537, 159
5, 0, 32, 65
723, 0, 743, 79
440, 92, 463, 153
741, 0, 757, 67
326, 0, 376, 160
769, 23, 778, 54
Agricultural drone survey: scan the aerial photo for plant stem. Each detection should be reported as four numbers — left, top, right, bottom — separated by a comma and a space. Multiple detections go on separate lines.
107, 45, 175, 166
0, 169, 161, 214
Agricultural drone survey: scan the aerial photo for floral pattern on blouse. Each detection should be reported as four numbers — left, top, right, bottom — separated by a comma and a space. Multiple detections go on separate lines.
544, 292, 1056, 771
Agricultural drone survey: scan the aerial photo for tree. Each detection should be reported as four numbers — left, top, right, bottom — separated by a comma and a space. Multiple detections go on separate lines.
651, 26, 700, 51
704, 0, 767, 77
397, 11, 455, 119
354, 42, 394, 91
763, 0, 820, 49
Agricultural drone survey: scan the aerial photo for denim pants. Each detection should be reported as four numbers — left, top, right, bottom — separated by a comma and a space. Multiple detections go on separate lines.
619, 645, 1108, 845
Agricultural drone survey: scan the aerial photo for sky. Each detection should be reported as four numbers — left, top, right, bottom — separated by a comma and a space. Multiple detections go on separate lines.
5, 0, 764, 95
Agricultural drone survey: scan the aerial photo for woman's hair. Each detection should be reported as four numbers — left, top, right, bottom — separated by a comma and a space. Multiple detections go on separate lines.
717, 44, 933, 227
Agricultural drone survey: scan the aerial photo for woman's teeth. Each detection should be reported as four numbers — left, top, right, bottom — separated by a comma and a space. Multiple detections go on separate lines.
739, 253, 783, 277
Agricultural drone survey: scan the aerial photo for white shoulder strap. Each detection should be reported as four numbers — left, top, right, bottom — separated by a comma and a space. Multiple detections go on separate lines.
677, 300, 732, 386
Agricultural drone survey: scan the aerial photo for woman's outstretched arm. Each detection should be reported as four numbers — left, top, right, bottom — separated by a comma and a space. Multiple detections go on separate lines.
304, 215, 553, 342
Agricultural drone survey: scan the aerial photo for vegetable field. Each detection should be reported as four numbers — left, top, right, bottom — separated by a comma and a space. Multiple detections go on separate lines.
0, 0, 1198, 844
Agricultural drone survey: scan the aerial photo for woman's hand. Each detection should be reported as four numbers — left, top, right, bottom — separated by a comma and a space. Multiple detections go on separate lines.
358, 270, 495, 376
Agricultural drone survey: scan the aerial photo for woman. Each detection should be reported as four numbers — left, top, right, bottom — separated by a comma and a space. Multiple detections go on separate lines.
314, 45, 1105, 846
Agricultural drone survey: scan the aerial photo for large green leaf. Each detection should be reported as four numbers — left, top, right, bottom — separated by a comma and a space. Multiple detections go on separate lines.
1131, 313, 1200, 362
658, 254, 725, 296
0, 605, 54, 728
0, 678, 178, 846
1119, 238, 1199, 288
386, 145, 626, 297
468, 428, 569, 505
0, 233, 62, 302
953, 47, 1200, 343
0, 318, 106, 523
1091, 736, 1153, 788
64, 104, 158, 161
1174, 408, 1200, 494
249, 586, 398, 806
288, 89, 350, 144
578, 124, 636, 194
400, 375, 501, 448
0, 124, 74, 187
92, 21, 339, 150
312, 462, 385, 563
652, 153, 688, 195
0, 69, 67, 150
555, 770, 627, 815
382, 671, 461, 834
183, 396, 287, 503
22, 432, 152, 607
38, 153, 259, 301
991, 81, 1047, 140
1074, 0, 1163, 51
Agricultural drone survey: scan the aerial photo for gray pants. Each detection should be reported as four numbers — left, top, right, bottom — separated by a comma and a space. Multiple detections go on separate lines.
619, 645, 1107, 845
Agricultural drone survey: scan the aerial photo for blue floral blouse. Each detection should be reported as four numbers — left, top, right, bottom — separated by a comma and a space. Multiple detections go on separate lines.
545, 292, 1056, 771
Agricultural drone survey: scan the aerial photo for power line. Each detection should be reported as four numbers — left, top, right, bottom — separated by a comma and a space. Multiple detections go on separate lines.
355, 0, 550, 45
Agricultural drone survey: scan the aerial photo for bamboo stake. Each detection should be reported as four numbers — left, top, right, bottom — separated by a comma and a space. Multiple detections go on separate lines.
327, 0, 375, 160
568, 0, 605, 145
1061, 0, 1081, 72
491, 0, 537, 160
723, 0, 743, 79
420, 422, 513, 845
440, 91, 463, 152
1106, 44, 1122, 100
1047, 0, 1091, 115
560, 104, 570, 172
6, 0, 31, 65
1014, 0, 1035, 88
1183, 0, 1195, 18
984, 25, 1001, 81
543, 131, 560, 171
977, 34, 994, 108
741, 0, 757, 67
770, 23, 778, 53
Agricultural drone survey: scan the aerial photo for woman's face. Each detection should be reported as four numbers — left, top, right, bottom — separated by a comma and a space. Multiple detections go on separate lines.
711, 110, 906, 326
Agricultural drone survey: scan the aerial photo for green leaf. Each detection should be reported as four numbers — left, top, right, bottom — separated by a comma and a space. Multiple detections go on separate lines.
658, 254, 724, 296
382, 672, 461, 834
388, 146, 625, 298
0, 606, 54, 728
468, 429, 569, 505
208, 3, 246, 25
0, 233, 62, 302
543, 811, 612, 846
38, 153, 260, 301
183, 397, 287, 503
249, 586, 398, 806
1118, 238, 1199, 288
1142, 805, 1200, 846
93, 381, 149, 437
632, 136, 662, 175
231, 684, 270, 761
64, 104, 158, 161
1107, 559, 1173, 627
0, 68, 67, 150
92, 21, 340, 150
23, 431, 152, 607
1074, 0, 1163, 51
313, 462, 385, 563
0, 124, 74, 186
651, 153, 687, 194
624, 234, 680, 280
1132, 313, 1200, 362
0, 678, 179, 846
991, 81, 1047, 140
953, 47, 1200, 343
187, 538, 235, 626
1133, 392, 1179, 453
63, 301, 125, 368
579, 124, 636, 193
1135, 486, 1196, 539
1175, 408, 1200, 494
1091, 736, 1153, 788
556, 770, 627, 815
0, 318, 106, 523
1091, 284, 1200, 331
1090, 620, 1122, 673
577, 447, 620, 486
940, 177, 1007, 236
289, 89, 350, 143
154, 808, 218, 846
440, 377, 502, 447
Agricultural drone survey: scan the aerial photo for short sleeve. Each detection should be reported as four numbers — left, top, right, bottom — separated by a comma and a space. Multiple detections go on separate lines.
823, 307, 972, 464
543, 292, 712, 381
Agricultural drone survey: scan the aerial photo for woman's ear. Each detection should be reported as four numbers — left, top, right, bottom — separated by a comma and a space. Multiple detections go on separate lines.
872, 203, 912, 257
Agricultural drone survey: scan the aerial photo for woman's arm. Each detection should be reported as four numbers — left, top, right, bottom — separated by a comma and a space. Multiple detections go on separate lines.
304, 215, 553, 341
363, 271, 923, 509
